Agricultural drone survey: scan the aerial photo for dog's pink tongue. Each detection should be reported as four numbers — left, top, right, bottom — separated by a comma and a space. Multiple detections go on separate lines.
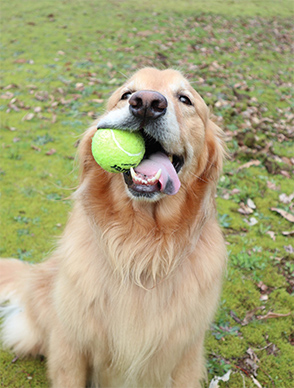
135, 152, 181, 195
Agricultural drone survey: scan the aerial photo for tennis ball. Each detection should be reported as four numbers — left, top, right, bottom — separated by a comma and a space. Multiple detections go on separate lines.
91, 129, 145, 173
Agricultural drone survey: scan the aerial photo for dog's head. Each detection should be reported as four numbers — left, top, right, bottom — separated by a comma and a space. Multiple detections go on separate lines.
80, 68, 224, 203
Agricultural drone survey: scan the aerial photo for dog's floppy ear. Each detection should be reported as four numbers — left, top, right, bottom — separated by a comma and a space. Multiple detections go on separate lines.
192, 93, 226, 182
203, 118, 226, 182
78, 125, 99, 183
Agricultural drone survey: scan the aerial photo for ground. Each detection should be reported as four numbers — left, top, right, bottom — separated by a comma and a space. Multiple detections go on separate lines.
0, 0, 293, 387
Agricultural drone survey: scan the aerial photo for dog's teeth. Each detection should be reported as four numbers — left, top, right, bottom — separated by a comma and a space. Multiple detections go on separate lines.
130, 167, 137, 180
130, 168, 161, 186
154, 169, 162, 181
168, 155, 173, 162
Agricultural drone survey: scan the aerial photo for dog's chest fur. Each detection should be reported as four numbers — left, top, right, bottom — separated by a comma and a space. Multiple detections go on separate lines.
56, 212, 203, 385
90, 265, 200, 386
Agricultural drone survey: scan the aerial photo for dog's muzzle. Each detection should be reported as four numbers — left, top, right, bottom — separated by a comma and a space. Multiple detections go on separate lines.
96, 89, 184, 199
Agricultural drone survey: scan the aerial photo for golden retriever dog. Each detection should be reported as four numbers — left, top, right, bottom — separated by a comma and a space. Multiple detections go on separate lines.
0, 68, 226, 388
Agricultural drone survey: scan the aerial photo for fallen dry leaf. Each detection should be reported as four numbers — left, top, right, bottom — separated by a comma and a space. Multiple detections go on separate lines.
246, 348, 260, 376
282, 230, 294, 236
279, 192, 294, 204
22, 112, 35, 121
271, 208, 294, 223
208, 370, 231, 388
267, 181, 280, 191
26, 84, 37, 90
280, 170, 291, 178
229, 310, 242, 324
284, 245, 294, 254
247, 347, 260, 363
3, 83, 18, 90
60, 98, 72, 105
35, 91, 49, 101
247, 198, 256, 209
266, 231, 276, 241
31, 145, 41, 152
75, 82, 84, 91
257, 311, 291, 320
46, 148, 56, 156
242, 306, 265, 326
257, 281, 268, 292
245, 358, 259, 377
51, 113, 57, 124
244, 217, 258, 226
1, 91, 14, 99
14, 58, 27, 63
237, 160, 261, 171
281, 156, 292, 166
251, 375, 263, 388
238, 202, 254, 215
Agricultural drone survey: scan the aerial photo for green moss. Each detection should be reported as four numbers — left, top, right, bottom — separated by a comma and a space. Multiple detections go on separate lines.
261, 266, 287, 289
272, 142, 294, 159
268, 289, 294, 312
0, 349, 49, 387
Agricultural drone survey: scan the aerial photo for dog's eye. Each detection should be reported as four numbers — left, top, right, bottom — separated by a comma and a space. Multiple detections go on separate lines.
179, 95, 192, 105
121, 92, 132, 100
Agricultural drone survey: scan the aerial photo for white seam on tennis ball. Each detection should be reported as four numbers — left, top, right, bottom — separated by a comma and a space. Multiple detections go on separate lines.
110, 130, 143, 157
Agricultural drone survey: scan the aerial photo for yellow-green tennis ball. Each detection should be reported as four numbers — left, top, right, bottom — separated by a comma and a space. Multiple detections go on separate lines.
91, 129, 145, 173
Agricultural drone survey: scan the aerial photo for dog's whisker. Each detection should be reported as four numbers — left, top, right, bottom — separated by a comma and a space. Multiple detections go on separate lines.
118, 71, 129, 80
191, 173, 209, 183
205, 158, 223, 171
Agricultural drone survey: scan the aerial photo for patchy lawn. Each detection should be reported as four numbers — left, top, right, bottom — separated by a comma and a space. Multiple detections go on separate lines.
1, 0, 293, 386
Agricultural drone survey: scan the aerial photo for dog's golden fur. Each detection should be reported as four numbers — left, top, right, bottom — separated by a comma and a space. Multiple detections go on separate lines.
0, 68, 226, 387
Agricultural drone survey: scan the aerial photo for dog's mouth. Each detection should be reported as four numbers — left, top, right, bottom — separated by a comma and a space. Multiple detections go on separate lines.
123, 131, 184, 198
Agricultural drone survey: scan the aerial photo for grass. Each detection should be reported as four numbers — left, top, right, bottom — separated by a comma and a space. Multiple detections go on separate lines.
1, 0, 293, 386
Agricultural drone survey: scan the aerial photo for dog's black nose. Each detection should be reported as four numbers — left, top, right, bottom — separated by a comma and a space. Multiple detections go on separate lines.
129, 91, 168, 120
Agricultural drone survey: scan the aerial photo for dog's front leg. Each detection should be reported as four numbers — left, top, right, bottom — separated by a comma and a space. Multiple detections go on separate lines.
47, 326, 88, 388
171, 336, 205, 388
